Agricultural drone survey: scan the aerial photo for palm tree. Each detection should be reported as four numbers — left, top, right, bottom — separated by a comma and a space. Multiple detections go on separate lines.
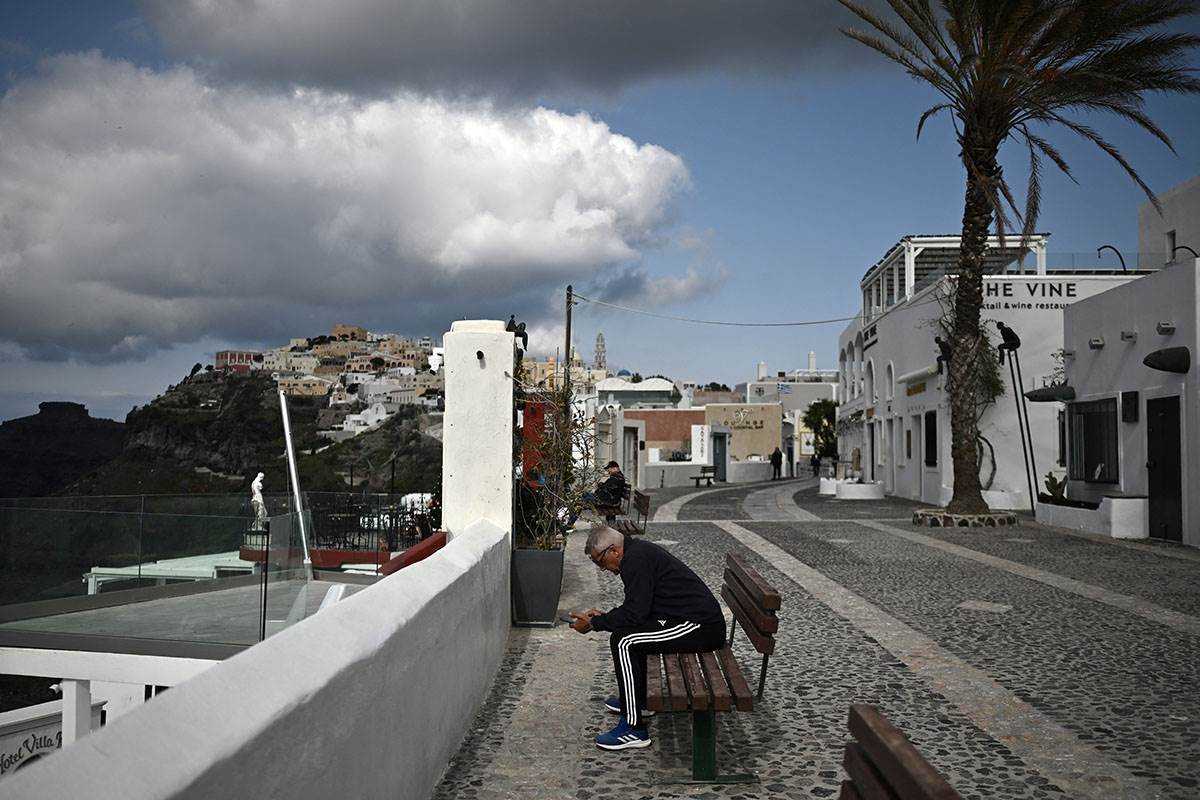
839, 0, 1199, 513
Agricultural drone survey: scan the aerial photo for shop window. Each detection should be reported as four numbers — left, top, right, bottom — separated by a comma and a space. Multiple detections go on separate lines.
1068, 399, 1119, 483
1056, 409, 1066, 467
923, 410, 937, 467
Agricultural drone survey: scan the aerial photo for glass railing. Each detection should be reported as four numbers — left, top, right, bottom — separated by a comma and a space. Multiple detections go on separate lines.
0, 500, 335, 652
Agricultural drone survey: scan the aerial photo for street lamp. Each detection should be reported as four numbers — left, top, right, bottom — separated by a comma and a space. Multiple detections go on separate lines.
1096, 245, 1127, 271
1172, 245, 1198, 260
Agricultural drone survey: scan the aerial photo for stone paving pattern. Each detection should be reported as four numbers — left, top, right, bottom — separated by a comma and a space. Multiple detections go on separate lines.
434, 481, 1200, 799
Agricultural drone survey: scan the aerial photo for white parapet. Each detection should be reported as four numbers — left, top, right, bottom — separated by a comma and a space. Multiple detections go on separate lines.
441, 320, 514, 540
835, 481, 886, 500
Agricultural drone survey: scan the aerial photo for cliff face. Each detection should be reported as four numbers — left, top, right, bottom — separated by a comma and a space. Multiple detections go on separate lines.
122, 371, 289, 475
0, 402, 125, 497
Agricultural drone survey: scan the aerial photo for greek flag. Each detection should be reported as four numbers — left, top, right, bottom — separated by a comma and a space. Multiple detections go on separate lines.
777, 383, 792, 394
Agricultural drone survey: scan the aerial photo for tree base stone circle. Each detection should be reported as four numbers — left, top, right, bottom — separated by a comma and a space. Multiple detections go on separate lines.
912, 509, 1018, 528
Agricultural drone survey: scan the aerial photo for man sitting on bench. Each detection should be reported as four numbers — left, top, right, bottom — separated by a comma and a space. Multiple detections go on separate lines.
569, 460, 626, 525
568, 526, 725, 751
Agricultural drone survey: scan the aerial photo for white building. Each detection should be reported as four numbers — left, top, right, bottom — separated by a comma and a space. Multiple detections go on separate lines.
1060, 257, 1198, 544
595, 377, 680, 409
836, 234, 1149, 510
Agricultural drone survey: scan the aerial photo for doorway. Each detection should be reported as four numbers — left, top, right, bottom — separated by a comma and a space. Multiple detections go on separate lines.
867, 423, 876, 482
622, 427, 639, 488
1146, 395, 1182, 541
712, 434, 728, 482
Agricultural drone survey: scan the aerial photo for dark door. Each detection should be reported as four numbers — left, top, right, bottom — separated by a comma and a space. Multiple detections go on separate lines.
713, 435, 727, 482
867, 423, 876, 482
1146, 396, 1182, 541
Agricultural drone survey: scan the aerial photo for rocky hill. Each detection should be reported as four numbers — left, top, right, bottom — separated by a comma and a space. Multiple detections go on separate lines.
0, 402, 125, 497
5, 370, 442, 497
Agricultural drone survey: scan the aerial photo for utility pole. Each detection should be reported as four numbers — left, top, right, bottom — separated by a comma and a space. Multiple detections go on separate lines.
563, 284, 573, 405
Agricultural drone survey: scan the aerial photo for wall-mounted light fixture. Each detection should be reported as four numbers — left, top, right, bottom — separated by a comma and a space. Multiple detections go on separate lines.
1089, 337, 1106, 350
1120, 330, 1137, 343
1061, 349, 1075, 358
1156, 321, 1176, 335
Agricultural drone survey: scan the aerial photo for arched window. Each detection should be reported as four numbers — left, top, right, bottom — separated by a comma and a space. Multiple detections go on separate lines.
885, 362, 895, 402
865, 360, 876, 405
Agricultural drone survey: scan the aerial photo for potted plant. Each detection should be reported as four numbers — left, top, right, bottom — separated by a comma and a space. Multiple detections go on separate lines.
511, 375, 599, 627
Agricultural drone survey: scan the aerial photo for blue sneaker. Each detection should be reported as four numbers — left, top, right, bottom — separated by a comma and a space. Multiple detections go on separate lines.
595, 718, 651, 750
603, 695, 655, 717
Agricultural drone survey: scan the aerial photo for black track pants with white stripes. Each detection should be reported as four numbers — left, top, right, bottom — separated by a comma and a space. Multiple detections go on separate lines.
609, 620, 726, 728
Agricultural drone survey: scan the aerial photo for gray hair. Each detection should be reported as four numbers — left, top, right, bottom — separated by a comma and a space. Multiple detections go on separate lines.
584, 525, 622, 556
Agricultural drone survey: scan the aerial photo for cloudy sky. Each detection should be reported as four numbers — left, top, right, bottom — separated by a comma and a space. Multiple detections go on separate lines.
2, 1, 1198, 422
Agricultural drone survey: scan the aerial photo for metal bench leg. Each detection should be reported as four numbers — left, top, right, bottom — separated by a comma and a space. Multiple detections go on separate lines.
757, 654, 769, 699
664, 710, 754, 784
692, 709, 717, 781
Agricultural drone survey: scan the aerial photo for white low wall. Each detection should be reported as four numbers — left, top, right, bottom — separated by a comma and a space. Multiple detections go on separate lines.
1035, 497, 1148, 539
642, 462, 713, 489
1, 519, 512, 800
727, 462, 772, 484
835, 481, 886, 500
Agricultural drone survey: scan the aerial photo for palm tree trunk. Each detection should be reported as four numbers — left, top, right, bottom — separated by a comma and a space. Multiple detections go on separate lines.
946, 137, 999, 515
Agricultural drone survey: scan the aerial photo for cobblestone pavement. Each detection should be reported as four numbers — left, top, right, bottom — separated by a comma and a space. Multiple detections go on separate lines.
434, 485, 1200, 799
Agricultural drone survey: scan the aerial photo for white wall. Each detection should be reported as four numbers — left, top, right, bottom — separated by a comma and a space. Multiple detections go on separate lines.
0, 519, 512, 800
1138, 175, 1200, 269
1065, 260, 1198, 544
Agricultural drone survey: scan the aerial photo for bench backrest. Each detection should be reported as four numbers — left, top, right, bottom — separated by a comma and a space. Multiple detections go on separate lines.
842, 704, 961, 800
632, 490, 650, 518
721, 553, 780, 656
701, 465, 716, 474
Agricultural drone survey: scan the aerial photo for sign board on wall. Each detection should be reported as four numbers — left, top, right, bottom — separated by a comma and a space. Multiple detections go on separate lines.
0, 701, 104, 776
983, 280, 1080, 311
691, 425, 711, 463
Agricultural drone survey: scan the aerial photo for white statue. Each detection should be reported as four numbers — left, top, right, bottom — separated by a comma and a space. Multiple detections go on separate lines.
251, 472, 267, 530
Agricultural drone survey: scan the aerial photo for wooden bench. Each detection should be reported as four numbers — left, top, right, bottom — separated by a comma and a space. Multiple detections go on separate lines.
613, 490, 651, 536
646, 553, 781, 783
690, 465, 717, 487
839, 705, 961, 800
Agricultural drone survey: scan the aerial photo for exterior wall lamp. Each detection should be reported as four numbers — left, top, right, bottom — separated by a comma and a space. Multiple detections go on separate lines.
1157, 322, 1176, 335
1120, 330, 1137, 343
1088, 337, 1106, 350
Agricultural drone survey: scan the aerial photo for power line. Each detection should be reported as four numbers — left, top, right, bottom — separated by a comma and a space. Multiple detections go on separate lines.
572, 292, 947, 328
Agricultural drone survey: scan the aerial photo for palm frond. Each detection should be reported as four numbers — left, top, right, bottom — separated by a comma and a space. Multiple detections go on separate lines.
916, 103, 955, 139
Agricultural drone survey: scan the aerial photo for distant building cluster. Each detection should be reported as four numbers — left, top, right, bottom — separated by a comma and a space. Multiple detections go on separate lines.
214, 325, 444, 440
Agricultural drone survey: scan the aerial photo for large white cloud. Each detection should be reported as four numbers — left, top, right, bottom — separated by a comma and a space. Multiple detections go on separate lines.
141, 0, 870, 96
0, 53, 693, 361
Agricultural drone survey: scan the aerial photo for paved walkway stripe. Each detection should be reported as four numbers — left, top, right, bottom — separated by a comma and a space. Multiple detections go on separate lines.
855, 520, 1200, 638
651, 478, 789, 523
743, 480, 821, 521
713, 519, 1156, 799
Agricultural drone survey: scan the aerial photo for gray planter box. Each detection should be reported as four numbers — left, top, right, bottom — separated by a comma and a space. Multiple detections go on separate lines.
511, 548, 564, 627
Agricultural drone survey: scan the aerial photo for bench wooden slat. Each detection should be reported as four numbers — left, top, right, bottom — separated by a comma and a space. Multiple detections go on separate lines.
725, 553, 781, 611
633, 490, 650, 517
715, 646, 754, 711
722, 569, 779, 634
843, 741, 900, 800
699, 651, 731, 712
722, 587, 776, 656
679, 653, 710, 711
848, 705, 961, 800
646, 654, 666, 712
663, 654, 690, 711
839, 780, 865, 800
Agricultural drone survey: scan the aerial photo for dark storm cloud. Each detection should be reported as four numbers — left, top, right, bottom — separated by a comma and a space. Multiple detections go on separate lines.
0, 53, 696, 362
142, 0, 876, 97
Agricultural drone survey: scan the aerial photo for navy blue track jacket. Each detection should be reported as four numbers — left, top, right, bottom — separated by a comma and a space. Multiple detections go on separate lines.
590, 538, 724, 631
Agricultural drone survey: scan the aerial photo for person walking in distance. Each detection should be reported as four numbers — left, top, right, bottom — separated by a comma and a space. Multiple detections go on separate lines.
569, 526, 725, 750
770, 447, 783, 481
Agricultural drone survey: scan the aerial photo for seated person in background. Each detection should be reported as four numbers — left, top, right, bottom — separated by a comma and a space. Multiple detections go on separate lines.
568, 460, 626, 526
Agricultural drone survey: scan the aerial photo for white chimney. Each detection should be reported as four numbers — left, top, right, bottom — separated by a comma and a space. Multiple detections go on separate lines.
808, 351, 817, 371
756, 361, 768, 381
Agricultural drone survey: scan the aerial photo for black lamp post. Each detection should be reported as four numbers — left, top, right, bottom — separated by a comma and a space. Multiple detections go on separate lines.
1096, 245, 1127, 271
